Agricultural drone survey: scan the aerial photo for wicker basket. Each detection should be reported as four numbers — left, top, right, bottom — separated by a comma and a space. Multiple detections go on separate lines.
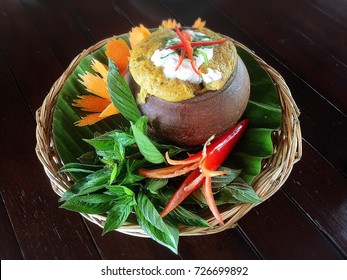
35, 38, 302, 237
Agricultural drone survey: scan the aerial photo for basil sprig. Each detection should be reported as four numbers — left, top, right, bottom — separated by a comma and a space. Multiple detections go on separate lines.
108, 59, 141, 123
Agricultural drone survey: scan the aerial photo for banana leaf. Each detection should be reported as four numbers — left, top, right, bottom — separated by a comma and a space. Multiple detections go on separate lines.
52, 34, 281, 185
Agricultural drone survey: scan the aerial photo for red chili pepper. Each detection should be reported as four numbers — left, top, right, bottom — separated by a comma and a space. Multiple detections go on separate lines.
174, 27, 200, 75
175, 48, 186, 71
201, 118, 250, 171
167, 38, 228, 51
160, 169, 204, 218
140, 119, 250, 224
181, 29, 192, 41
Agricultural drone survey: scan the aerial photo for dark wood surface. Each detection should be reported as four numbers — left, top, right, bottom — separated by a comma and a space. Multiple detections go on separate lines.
0, 0, 346, 260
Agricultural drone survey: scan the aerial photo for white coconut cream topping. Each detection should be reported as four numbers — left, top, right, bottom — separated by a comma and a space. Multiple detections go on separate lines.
150, 31, 222, 84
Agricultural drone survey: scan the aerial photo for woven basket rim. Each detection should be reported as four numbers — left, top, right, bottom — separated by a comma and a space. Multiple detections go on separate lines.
35, 36, 302, 237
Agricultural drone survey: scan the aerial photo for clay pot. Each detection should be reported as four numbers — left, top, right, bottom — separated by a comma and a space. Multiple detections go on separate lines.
126, 56, 250, 147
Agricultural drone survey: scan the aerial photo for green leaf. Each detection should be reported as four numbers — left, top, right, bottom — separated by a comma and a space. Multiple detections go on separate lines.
106, 185, 134, 197
109, 164, 119, 185
59, 162, 103, 174
59, 169, 111, 201
131, 121, 165, 164
136, 192, 170, 233
196, 49, 209, 65
135, 205, 178, 254
152, 141, 185, 156
120, 159, 144, 184
103, 203, 133, 234
210, 168, 241, 189
146, 178, 168, 194
84, 136, 114, 152
231, 47, 282, 184
135, 192, 178, 253
193, 177, 262, 206
102, 185, 136, 234
78, 151, 98, 164
61, 194, 116, 214
112, 131, 135, 146
168, 205, 210, 227
134, 115, 149, 134
215, 178, 262, 205
107, 59, 141, 123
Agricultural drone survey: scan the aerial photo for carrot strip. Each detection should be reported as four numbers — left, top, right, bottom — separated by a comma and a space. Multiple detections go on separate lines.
139, 162, 199, 179
91, 59, 108, 79
165, 152, 201, 166
200, 167, 231, 177
202, 176, 224, 225
98, 103, 119, 118
175, 48, 186, 71
73, 95, 110, 113
74, 113, 107, 126
78, 72, 109, 100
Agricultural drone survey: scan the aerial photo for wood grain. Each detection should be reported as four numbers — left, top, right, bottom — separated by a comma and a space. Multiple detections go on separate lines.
0, 195, 23, 259
211, 0, 347, 114
0, 50, 100, 259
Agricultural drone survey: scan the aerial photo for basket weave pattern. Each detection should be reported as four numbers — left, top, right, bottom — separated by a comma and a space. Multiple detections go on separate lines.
36, 38, 302, 237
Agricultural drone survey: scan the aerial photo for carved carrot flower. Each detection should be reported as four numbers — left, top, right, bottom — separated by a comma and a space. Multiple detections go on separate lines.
160, 18, 181, 29
73, 39, 130, 126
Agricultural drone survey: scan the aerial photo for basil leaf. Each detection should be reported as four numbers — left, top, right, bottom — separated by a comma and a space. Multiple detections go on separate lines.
84, 136, 114, 151
131, 122, 164, 164
78, 151, 98, 164
117, 160, 143, 185
103, 203, 133, 234
112, 131, 135, 146
216, 178, 262, 204
107, 59, 141, 123
168, 205, 210, 228
211, 168, 241, 189
135, 208, 178, 254
60, 194, 116, 214
106, 185, 134, 197
134, 192, 178, 253
59, 169, 111, 202
113, 141, 125, 161
134, 115, 149, 134
136, 192, 170, 233
59, 162, 103, 174
109, 164, 119, 185
146, 178, 168, 194
191, 188, 207, 207
152, 141, 185, 156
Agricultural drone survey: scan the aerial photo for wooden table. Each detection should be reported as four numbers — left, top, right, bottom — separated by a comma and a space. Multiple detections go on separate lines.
1, 0, 346, 260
